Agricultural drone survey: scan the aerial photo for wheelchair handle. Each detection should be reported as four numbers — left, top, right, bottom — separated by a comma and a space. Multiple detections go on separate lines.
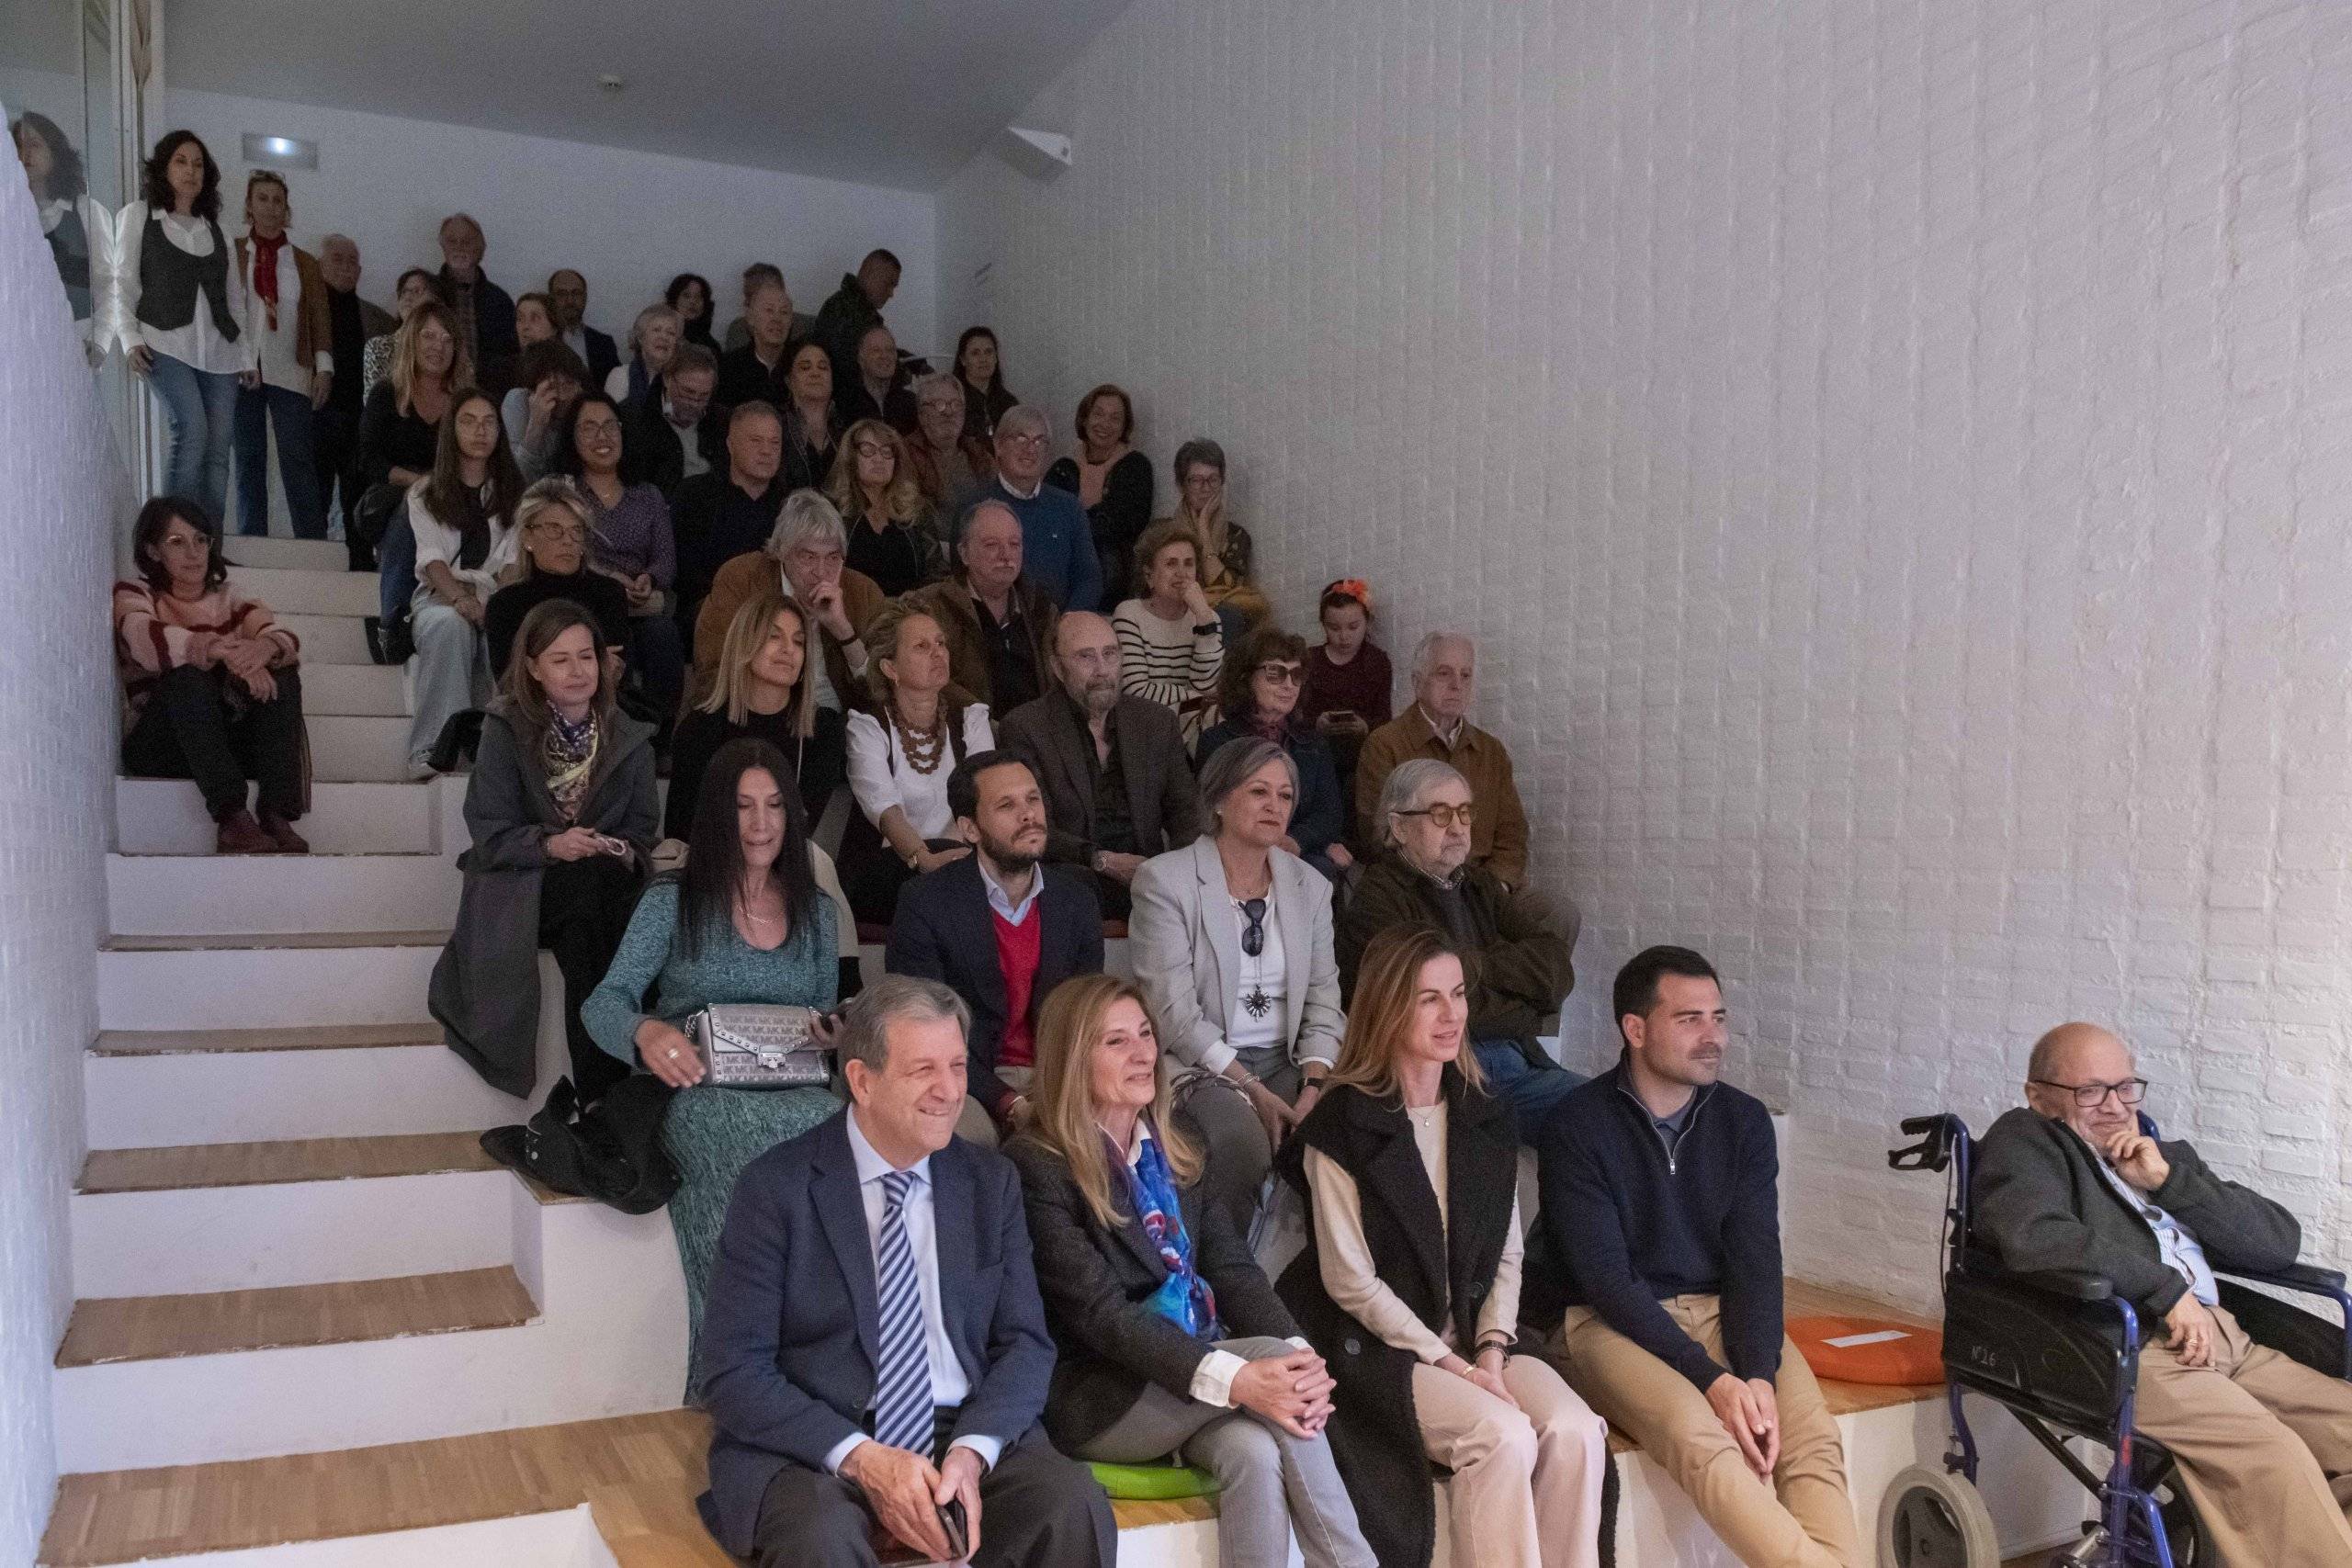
1887, 1112, 1968, 1174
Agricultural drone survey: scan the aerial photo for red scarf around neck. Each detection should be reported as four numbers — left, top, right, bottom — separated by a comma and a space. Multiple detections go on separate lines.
251, 231, 287, 331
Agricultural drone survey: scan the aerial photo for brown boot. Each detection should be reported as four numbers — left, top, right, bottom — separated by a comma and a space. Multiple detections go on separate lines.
215, 809, 275, 854
258, 813, 311, 854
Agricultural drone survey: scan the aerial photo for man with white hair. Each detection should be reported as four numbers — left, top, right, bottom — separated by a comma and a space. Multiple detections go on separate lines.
1351, 631, 1531, 888
311, 233, 392, 531
988, 407, 1102, 612
695, 487, 887, 713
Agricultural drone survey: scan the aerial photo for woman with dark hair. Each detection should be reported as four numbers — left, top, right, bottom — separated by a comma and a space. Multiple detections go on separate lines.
1157, 437, 1270, 637
482, 478, 631, 674
665, 272, 718, 352
821, 417, 943, 596
404, 387, 526, 774
431, 598, 655, 1102
513, 291, 559, 351
781, 334, 840, 481
1195, 626, 1350, 881
668, 587, 835, 835
1046, 383, 1155, 599
113, 497, 308, 854
1299, 580, 1393, 818
13, 110, 95, 329
583, 735, 842, 1351
1279, 926, 1607, 1568
502, 338, 591, 480
360, 267, 445, 399
954, 326, 1016, 442
123, 130, 253, 525
559, 392, 683, 728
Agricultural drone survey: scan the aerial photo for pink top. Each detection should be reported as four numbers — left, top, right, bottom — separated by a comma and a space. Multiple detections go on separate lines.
113, 580, 299, 718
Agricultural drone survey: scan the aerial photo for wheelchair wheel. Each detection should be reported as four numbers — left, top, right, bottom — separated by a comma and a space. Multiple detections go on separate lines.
1878, 1466, 2001, 1568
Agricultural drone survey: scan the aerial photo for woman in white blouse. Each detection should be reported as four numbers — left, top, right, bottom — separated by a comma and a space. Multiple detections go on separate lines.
122, 130, 254, 528
404, 389, 526, 776
840, 601, 992, 921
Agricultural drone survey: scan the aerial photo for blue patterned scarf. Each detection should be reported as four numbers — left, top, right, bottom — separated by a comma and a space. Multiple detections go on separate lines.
1120, 1123, 1218, 1337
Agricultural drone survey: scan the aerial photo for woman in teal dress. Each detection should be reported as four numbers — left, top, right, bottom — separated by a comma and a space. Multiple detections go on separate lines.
583, 735, 841, 1373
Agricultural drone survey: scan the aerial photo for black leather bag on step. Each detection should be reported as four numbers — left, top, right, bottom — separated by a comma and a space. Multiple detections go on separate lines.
480, 1074, 679, 1214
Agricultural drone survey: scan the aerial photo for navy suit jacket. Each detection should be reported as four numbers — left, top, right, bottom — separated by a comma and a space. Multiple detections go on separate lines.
886, 858, 1103, 1117
577, 324, 621, 389
697, 1110, 1057, 1556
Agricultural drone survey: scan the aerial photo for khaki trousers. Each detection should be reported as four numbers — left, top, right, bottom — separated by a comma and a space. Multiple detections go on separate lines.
1556, 1295, 1860, 1568
2133, 1302, 2352, 1566
1409, 1354, 1609, 1568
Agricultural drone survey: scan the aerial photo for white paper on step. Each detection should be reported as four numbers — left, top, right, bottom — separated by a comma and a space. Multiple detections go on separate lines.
1821, 1328, 1911, 1348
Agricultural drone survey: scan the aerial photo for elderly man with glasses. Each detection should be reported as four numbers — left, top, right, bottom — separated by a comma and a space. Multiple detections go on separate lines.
987, 406, 1102, 613
1974, 1021, 2352, 1565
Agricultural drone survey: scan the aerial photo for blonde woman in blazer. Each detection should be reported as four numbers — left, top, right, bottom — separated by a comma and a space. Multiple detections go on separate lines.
1131, 735, 1344, 1234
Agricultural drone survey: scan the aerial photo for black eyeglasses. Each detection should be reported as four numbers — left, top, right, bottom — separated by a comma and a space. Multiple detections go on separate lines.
1238, 897, 1267, 957
2030, 1077, 2149, 1109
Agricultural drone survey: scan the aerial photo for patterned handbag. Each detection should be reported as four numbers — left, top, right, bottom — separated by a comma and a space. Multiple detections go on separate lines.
688, 1004, 831, 1089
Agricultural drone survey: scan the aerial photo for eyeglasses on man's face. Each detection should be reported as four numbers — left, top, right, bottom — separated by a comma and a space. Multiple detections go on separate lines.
1395, 802, 1475, 830
2030, 1077, 2149, 1109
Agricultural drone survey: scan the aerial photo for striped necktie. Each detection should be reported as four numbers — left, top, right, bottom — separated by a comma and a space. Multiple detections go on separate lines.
871, 1169, 935, 1455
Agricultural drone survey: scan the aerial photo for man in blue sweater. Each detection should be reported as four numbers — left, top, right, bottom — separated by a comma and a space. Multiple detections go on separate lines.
985, 406, 1102, 613
1536, 946, 1860, 1568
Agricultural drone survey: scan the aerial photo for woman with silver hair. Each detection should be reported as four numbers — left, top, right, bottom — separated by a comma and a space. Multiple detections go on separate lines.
1129, 736, 1346, 1234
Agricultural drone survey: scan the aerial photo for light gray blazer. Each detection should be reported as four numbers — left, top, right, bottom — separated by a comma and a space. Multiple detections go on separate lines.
1128, 837, 1344, 1077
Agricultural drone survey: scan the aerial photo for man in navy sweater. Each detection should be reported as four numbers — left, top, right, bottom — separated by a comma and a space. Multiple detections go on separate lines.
1536, 946, 1860, 1568
986, 406, 1102, 612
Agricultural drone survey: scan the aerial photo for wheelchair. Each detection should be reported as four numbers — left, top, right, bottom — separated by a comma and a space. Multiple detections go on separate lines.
1876, 1111, 2352, 1568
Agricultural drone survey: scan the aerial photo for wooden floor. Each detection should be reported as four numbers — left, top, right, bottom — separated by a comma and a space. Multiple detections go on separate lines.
78, 1130, 499, 1193
89, 1022, 443, 1055
55, 1266, 537, 1368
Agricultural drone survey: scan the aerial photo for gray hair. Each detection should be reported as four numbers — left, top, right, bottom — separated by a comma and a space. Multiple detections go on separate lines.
1410, 629, 1475, 682
996, 403, 1049, 442
319, 231, 356, 254
1376, 758, 1469, 846
669, 342, 718, 380
1196, 735, 1301, 838
839, 974, 972, 1075
766, 488, 847, 558
514, 475, 590, 537
956, 494, 1020, 550
912, 371, 966, 408
626, 302, 683, 355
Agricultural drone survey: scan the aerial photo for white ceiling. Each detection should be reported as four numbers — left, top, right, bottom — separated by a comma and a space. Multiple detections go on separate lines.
162, 0, 1127, 192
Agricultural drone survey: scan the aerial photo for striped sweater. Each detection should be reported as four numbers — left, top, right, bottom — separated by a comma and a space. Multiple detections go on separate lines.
112, 580, 300, 720
1112, 597, 1224, 750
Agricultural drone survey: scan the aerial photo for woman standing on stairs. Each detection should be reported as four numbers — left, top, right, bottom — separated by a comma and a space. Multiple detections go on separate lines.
113, 497, 310, 855
583, 736, 840, 1367
432, 599, 656, 1104
403, 387, 525, 776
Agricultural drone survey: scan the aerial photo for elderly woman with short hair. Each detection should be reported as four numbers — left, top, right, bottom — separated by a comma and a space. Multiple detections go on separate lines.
1157, 437, 1269, 637
1129, 736, 1345, 1235
608, 301, 683, 407
1194, 626, 1350, 882
1046, 383, 1156, 601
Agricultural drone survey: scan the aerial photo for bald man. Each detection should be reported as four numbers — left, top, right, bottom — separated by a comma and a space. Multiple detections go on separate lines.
997, 611, 1197, 919
1974, 1023, 2352, 1565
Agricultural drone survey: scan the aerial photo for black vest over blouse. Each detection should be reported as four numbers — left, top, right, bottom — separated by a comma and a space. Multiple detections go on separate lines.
136, 210, 240, 341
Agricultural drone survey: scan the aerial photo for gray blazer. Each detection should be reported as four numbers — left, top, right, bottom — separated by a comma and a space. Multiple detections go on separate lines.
1128, 837, 1343, 1077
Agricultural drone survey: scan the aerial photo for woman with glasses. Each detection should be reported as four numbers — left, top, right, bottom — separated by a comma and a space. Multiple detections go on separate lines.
1130, 737, 1344, 1235
1194, 626, 1350, 882
821, 417, 944, 597
481, 477, 632, 677
1154, 438, 1270, 639
559, 392, 684, 736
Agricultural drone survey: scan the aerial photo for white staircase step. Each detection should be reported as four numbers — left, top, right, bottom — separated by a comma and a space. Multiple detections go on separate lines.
107, 852, 458, 937
220, 536, 353, 573
309, 716, 414, 782
230, 566, 379, 619
85, 1028, 512, 1145
278, 614, 373, 666
305, 662, 411, 717
97, 932, 445, 1031
116, 779, 439, 856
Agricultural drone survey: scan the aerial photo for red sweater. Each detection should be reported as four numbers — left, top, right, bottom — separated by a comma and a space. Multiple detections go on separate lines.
990, 905, 1045, 1080
1302, 641, 1394, 728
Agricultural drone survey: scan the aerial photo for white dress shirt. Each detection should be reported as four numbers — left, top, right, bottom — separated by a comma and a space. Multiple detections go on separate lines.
407, 482, 519, 601
823, 1108, 1002, 1474
239, 234, 332, 391
118, 202, 253, 376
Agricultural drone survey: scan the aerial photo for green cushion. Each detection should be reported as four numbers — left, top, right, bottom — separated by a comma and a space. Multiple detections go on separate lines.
1086, 1459, 1219, 1500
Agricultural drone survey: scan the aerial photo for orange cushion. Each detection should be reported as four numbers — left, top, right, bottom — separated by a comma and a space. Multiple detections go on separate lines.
1786, 1314, 1944, 1385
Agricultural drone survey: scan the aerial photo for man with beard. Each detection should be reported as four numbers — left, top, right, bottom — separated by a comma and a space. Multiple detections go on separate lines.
886, 751, 1105, 1146
999, 613, 1197, 920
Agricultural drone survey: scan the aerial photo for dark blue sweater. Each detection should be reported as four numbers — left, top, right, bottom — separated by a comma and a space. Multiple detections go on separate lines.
1535, 1055, 1783, 1390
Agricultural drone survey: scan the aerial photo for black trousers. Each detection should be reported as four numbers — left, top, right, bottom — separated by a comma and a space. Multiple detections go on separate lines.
748, 1435, 1114, 1568
539, 852, 640, 1104
312, 403, 362, 532
121, 663, 306, 821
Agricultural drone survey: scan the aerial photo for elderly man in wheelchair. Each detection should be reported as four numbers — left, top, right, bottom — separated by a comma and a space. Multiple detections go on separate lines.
1884, 1021, 2352, 1568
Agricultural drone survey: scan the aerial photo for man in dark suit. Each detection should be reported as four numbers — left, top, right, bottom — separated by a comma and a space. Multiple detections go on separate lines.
623, 344, 725, 501
888, 751, 1104, 1143
999, 612, 1198, 919
698, 974, 1116, 1567
548, 268, 620, 389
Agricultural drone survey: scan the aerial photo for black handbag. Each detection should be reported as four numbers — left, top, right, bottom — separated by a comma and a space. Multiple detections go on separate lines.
480, 1074, 680, 1213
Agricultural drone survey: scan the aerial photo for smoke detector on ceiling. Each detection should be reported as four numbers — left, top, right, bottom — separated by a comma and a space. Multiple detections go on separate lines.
598, 74, 626, 94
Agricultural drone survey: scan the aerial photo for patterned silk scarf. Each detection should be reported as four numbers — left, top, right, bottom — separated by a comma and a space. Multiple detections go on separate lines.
1120, 1123, 1219, 1337
542, 711, 599, 824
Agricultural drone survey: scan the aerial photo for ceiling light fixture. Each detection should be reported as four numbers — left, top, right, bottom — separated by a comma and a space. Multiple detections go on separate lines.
598, 74, 625, 94
241, 132, 318, 170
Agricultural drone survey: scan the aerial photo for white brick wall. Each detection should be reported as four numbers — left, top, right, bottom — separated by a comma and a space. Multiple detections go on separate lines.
0, 164, 124, 1549
939, 0, 2352, 1305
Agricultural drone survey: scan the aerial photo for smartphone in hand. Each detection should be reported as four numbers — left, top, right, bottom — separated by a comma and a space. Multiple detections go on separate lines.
936, 1497, 969, 1561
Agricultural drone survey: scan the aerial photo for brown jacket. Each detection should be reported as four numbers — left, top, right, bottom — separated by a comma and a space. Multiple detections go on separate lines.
902, 576, 1058, 716
692, 554, 889, 706
232, 236, 334, 378
1352, 704, 1531, 888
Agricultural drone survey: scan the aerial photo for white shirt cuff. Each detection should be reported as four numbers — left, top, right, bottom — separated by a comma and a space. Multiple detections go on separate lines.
1190, 1348, 1250, 1408
823, 1432, 868, 1476
949, 1434, 1002, 1472
313, 352, 334, 373
1197, 1040, 1238, 1076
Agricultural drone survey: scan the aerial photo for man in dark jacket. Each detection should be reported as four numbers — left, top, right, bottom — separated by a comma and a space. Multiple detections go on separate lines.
435, 212, 515, 392
1973, 1021, 2352, 1563
624, 344, 725, 500
1341, 756, 1580, 1138
815, 249, 900, 386
1536, 945, 1860, 1568
548, 267, 619, 390
888, 752, 1102, 1144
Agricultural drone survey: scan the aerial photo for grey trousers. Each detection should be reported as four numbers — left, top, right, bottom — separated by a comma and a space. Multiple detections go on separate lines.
406, 596, 492, 772
1179, 1055, 1302, 1238
1072, 1335, 1375, 1568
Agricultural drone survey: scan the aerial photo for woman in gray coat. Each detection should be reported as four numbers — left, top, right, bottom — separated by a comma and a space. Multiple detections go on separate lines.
431, 598, 657, 1102
1129, 736, 1344, 1235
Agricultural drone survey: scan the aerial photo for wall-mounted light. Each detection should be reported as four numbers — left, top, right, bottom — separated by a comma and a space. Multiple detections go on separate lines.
241, 133, 317, 170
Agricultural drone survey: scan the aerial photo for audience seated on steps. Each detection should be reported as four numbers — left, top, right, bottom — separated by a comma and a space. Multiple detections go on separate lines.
825, 418, 944, 598
1342, 758, 1580, 1140
1129, 738, 1342, 1238
1159, 437, 1268, 640
113, 496, 309, 855
1112, 518, 1226, 752
900, 498, 1057, 720
954, 325, 1018, 443
547, 266, 620, 391
1006, 974, 1375, 1568
1532, 946, 1860, 1568
840, 602, 993, 924
887, 751, 1102, 1147
695, 973, 1117, 1568
582, 737, 841, 1364
1279, 926, 1609, 1568
403, 387, 524, 777
907, 372, 996, 520
1298, 580, 1394, 822
780, 335, 844, 487
1973, 1021, 2352, 1563
482, 478, 630, 677
1353, 628, 1532, 890
231, 170, 333, 541
1045, 383, 1155, 606
666, 271, 718, 353
558, 393, 684, 733
1194, 626, 1351, 884
670, 401, 797, 645
606, 301, 680, 407
501, 339, 591, 483
998, 611, 1198, 921
986, 405, 1102, 613
833, 322, 918, 433
718, 263, 811, 357
431, 600, 655, 1105
668, 589, 838, 834
355, 299, 462, 584
624, 342, 724, 502
434, 211, 517, 395
812, 248, 901, 391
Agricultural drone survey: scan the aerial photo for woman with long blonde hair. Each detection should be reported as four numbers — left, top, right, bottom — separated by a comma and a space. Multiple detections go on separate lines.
823, 417, 944, 596
665, 585, 828, 838
1006, 976, 1374, 1568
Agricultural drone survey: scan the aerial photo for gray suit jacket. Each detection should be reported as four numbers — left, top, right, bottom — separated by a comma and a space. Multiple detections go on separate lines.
999, 690, 1199, 867
1128, 837, 1344, 1077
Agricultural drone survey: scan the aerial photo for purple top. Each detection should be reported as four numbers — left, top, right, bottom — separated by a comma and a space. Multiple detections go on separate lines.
586, 482, 676, 589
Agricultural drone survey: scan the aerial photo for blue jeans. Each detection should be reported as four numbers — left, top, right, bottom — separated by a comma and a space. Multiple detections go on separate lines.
378, 508, 418, 630
234, 380, 325, 537
149, 352, 240, 527
1474, 1039, 1588, 1143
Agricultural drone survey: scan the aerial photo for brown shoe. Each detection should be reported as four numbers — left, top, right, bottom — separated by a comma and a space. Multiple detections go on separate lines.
259, 813, 311, 854
215, 809, 276, 854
